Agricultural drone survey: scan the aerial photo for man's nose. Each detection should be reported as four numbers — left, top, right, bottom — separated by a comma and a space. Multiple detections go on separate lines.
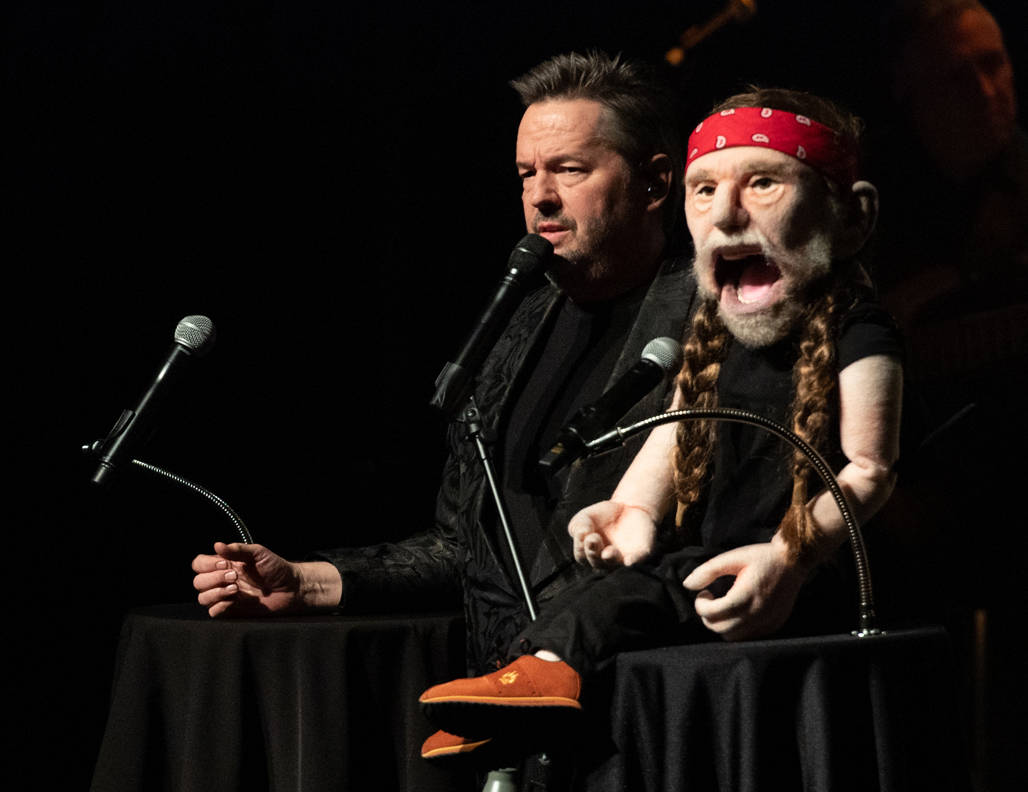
971, 63, 999, 100
527, 172, 560, 211
711, 183, 748, 232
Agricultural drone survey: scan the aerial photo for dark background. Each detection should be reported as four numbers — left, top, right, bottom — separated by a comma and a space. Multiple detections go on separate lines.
6, 1, 1025, 788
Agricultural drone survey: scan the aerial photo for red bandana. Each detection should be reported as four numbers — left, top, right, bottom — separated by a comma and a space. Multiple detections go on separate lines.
686, 106, 859, 185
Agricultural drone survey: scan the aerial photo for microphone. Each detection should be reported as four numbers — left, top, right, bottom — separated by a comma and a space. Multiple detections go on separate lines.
539, 336, 684, 474
430, 234, 553, 417
86, 315, 216, 485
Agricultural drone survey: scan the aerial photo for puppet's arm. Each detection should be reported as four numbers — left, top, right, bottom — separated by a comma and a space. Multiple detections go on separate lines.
567, 390, 683, 567
683, 353, 903, 640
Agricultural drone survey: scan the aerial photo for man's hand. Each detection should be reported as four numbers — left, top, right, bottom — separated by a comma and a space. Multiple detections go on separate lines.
568, 501, 657, 569
682, 535, 808, 641
191, 542, 339, 618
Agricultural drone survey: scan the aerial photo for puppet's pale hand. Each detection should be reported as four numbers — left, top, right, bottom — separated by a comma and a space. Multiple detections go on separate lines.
682, 535, 808, 641
568, 501, 657, 569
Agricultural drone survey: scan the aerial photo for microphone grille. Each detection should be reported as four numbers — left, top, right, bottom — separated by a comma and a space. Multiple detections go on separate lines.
641, 336, 684, 375
174, 315, 216, 355
508, 233, 554, 275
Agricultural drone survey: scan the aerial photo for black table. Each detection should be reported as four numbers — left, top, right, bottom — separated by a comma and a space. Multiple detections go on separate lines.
92, 607, 970, 792
582, 627, 972, 791
90, 604, 473, 792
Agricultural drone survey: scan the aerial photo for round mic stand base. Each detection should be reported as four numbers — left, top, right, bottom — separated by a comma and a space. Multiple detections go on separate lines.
481, 769, 519, 792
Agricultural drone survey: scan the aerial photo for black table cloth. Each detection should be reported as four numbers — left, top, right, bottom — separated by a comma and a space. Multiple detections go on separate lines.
582, 627, 971, 791
90, 604, 473, 792
92, 606, 969, 791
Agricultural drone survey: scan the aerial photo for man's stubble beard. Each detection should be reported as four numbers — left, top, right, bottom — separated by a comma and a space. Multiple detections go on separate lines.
545, 207, 637, 302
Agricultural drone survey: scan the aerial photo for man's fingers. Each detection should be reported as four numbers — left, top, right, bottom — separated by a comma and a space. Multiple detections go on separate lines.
193, 568, 238, 591
207, 598, 237, 618
214, 542, 262, 562
197, 582, 238, 608
191, 554, 228, 573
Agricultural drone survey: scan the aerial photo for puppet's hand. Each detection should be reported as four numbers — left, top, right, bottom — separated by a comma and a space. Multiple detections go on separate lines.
682, 534, 808, 641
568, 501, 657, 569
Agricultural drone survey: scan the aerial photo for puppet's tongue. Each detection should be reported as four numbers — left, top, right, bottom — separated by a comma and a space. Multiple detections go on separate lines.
737, 258, 780, 304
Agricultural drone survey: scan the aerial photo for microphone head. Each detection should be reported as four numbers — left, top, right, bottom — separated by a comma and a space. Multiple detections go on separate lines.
508, 233, 553, 276
641, 336, 684, 376
174, 315, 216, 356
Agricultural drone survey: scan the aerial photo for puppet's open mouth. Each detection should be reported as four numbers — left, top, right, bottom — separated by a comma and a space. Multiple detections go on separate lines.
715, 254, 782, 305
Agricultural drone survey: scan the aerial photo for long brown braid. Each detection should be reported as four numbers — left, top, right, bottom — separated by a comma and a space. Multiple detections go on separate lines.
778, 284, 843, 560
674, 280, 850, 557
672, 298, 730, 525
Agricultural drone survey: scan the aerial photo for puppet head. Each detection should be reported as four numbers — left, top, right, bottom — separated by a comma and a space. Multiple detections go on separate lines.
683, 92, 878, 348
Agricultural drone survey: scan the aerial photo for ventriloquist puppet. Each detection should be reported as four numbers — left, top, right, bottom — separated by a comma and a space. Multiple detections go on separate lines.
419, 87, 904, 762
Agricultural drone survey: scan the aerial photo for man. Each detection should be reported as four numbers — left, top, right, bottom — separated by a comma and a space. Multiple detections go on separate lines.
877, 0, 1026, 325
418, 87, 905, 759
191, 51, 695, 678
872, 0, 1026, 613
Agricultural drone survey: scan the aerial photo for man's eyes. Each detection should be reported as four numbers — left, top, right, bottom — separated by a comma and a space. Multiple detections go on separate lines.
517, 165, 587, 180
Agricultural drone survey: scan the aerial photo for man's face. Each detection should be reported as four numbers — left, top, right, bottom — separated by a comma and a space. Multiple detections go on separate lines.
684, 146, 840, 347
516, 99, 650, 301
902, 7, 1017, 177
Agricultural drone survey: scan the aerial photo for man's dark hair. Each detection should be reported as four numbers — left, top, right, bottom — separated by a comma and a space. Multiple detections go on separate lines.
511, 50, 683, 239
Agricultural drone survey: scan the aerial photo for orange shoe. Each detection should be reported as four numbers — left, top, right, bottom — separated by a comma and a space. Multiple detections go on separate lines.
421, 729, 492, 761
419, 655, 582, 736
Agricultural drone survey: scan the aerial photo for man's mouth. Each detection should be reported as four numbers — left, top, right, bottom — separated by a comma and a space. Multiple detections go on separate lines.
715, 252, 782, 308
534, 221, 571, 248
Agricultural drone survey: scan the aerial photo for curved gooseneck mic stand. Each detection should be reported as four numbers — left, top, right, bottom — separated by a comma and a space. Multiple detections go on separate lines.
81, 439, 255, 545
129, 458, 254, 545
586, 406, 882, 637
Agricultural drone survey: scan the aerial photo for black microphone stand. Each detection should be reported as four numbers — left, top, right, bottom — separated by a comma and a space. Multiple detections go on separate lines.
438, 393, 542, 792
456, 396, 538, 622
586, 406, 883, 636
435, 397, 541, 792
82, 441, 254, 544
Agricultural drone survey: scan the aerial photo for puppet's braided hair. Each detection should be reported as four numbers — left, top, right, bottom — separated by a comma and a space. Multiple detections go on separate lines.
672, 298, 729, 520
673, 286, 844, 557
777, 286, 842, 560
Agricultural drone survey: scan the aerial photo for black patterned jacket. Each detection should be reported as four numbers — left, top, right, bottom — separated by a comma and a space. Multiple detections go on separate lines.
313, 257, 698, 673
